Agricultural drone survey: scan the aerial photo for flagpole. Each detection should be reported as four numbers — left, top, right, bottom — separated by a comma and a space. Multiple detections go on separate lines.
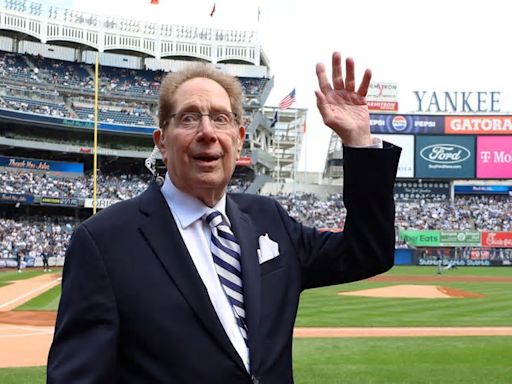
303, 116, 307, 176
92, 52, 99, 214
293, 109, 298, 197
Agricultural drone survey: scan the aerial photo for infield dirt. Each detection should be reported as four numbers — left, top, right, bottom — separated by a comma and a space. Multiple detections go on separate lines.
0, 273, 511, 368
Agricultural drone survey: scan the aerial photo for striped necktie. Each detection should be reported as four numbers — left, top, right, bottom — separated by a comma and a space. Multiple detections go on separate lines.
204, 210, 248, 345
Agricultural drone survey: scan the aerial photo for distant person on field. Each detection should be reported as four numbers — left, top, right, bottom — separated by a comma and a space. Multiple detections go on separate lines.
41, 247, 51, 272
16, 249, 23, 273
436, 254, 443, 275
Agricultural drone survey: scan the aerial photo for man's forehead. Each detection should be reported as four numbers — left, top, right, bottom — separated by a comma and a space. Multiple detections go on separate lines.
173, 77, 230, 105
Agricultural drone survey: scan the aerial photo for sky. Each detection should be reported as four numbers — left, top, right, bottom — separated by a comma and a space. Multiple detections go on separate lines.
38, 0, 512, 172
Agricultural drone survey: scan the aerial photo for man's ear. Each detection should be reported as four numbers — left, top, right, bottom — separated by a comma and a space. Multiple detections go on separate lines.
236, 126, 245, 159
153, 128, 162, 148
153, 128, 166, 163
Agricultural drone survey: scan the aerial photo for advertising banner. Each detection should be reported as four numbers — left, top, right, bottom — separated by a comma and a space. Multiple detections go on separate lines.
394, 181, 450, 201
454, 185, 512, 195
0, 156, 84, 174
84, 198, 120, 209
476, 136, 512, 179
38, 196, 81, 207
445, 116, 512, 134
0, 193, 34, 205
481, 232, 512, 248
399, 230, 440, 247
417, 258, 491, 267
401, 230, 481, 247
370, 114, 444, 135
367, 82, 399, 112
415, 136, 475, 178
367, 82, 399, 99
367, 101, 399, 112
440, 231, 481, 246
374, 134, 414, 177
467, 248, 492, 260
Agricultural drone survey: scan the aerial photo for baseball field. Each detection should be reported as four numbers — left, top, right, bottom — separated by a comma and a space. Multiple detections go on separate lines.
0, 266, 511, 383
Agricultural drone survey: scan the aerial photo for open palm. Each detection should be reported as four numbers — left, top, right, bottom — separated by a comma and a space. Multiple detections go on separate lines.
315, 52, 372, 147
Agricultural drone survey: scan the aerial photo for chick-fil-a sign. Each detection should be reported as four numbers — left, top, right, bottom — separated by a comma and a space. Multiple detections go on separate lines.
477, 136, 512, 178
482, 232, 512, 248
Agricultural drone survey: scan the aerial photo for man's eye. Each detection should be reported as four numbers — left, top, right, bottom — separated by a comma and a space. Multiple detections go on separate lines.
213, 113, 230, 124
180, 113, 198, 123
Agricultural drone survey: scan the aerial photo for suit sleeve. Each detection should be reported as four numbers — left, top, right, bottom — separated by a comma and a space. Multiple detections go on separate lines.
47, 224, 119, 383
276, 143, 401, 289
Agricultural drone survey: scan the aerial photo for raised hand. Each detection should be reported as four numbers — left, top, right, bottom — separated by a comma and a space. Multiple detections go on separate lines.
315, 52, 373, 147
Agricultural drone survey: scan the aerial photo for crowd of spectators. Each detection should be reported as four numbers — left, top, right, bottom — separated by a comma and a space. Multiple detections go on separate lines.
270, 192, 346, 229
0, 216, 76, 259
2, 170, 511, 231
0, 96, 72, 118
1, 171, 151, 200
227, 178, 252, 193
0, 51, 37, 82
1, 170, 252, 199
270, 192, 512, 233
0, 51, 269, 105
395, 196, 512, 232
1, 172, 511, 259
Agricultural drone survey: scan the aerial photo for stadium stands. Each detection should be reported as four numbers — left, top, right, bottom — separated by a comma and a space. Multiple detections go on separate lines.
0, 3, 509, 270
2, 166, 510, 259
0, 94, 71, 117
0, 216, 75, 260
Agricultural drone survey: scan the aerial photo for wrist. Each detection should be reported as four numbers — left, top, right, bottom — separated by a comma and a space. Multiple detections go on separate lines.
342, 133, 373, 147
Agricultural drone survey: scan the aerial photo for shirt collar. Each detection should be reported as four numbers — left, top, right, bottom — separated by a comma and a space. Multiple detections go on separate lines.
160, 173, 228, 229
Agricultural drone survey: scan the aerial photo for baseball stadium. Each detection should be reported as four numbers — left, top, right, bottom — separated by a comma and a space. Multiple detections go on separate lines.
0, 1, 511, 383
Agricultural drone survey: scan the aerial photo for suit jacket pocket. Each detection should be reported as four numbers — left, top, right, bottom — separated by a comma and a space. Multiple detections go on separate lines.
260, 256, 284, 277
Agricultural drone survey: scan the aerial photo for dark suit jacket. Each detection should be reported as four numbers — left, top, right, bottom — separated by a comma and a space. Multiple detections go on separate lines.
47, 144, 400, 384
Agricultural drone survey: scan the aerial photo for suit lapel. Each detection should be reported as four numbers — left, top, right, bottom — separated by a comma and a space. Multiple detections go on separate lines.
137, 184, 246, 372
226, 195, 262, 373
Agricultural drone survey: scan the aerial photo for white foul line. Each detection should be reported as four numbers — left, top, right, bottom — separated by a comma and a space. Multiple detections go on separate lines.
0, 278, 62, 309
0, 331, 54, 338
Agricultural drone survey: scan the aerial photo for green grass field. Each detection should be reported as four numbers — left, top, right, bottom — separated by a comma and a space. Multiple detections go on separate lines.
1, 266, 511, 383
296, 266, 512, 327
293, 337, 512, 384
15, 285, 61, 311
0, 270, 48, 288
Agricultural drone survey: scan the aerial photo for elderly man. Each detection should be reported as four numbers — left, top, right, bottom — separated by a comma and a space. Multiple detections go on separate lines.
48, 52, 400, 383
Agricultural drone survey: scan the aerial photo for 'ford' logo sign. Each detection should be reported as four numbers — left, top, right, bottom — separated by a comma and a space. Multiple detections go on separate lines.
420, 144, 471, 164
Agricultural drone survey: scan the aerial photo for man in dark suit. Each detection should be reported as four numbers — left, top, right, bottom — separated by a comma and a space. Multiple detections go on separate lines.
47, 52, 401, 383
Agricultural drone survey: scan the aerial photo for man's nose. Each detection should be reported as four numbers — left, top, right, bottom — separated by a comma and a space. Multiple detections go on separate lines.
196, 115, 217, 139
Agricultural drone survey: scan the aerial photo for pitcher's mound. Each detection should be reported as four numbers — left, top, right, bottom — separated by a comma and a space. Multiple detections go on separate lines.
338, 284, 485, 299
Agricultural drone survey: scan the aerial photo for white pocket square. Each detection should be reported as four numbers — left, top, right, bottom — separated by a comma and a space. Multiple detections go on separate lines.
257, 233, 280, 264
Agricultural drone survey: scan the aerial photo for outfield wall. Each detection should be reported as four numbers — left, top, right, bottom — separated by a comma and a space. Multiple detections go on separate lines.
394, 247, 512, 266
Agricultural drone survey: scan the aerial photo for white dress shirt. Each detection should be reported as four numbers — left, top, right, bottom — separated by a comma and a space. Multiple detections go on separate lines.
160, 174, 250, 372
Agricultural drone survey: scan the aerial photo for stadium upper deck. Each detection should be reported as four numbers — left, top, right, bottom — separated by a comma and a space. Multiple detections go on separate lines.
0, 0, 285, 178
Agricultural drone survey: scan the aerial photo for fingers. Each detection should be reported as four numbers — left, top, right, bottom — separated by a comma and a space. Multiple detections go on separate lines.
357, 68, 372, 97
331, 51, 344, 90
344, 57, 355, 92
314, 89, 326, 109
317, 53, 372, 97
316, 62, 333, 95
314, 90, 329, 123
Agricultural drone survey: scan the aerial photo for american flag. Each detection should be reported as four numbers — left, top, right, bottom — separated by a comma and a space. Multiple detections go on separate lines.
278, 89, 296, 111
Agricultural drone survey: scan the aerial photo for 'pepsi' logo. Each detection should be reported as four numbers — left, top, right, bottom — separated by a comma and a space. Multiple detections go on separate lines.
392, 116, 407, 131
